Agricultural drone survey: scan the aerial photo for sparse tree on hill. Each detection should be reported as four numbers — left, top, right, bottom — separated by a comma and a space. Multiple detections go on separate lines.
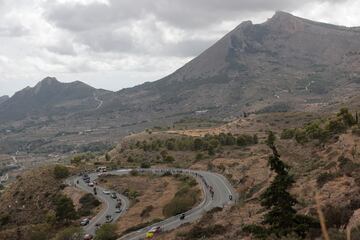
244, 132, 318, 238
105, 152, 111, 161
54, 195, 77, 223
53, 165, 70, 179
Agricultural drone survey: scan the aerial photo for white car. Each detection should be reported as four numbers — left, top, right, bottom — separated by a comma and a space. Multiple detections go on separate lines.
103, 190, 110, 195
88, 182, 94, 187
80, 218, 90, 226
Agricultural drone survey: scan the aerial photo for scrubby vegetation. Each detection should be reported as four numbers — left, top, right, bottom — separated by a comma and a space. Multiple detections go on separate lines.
54, 194, 77, 223
163, 178, 201, 217
95, 224, 118, 240
129, 132, 257, 154
53, 165, 70, 179
78, 193, 101, 216
281, 108, 359, 144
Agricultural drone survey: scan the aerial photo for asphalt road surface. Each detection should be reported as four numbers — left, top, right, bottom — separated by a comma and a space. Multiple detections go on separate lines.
71, 168, 237, 239
71, 171, 130, 235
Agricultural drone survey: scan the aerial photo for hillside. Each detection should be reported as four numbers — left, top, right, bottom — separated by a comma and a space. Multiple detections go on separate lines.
0, 96, 9, 105
98, 11, 360, 122
0, 77, 112, 121
3, 12, 360, 125
104, 108, 360, 239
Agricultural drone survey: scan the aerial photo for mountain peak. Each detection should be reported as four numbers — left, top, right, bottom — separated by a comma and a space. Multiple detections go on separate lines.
272, 11, 296, 20
33, 77, 61, 94
38, 77, 59, 85
264, 11, 307, 33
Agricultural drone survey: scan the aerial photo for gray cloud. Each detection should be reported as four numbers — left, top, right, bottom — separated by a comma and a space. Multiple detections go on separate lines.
43, 0, 343, 57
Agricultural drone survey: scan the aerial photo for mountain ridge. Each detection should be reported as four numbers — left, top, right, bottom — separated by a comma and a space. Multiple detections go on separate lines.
0, 77, 113, 121
2, 11, 360, 124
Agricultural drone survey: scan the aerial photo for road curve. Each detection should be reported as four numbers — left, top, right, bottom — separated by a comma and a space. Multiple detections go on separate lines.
71, 168, 237, 239
70, 172, 131, 235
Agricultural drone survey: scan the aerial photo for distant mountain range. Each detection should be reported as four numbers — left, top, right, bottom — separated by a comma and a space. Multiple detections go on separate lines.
0, 77, 111, 121
2, 11, 360, 124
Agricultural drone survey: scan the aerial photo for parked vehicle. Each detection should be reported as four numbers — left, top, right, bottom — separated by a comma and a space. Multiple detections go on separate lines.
103, 190, 110, 195
180, 213, 185, 220
88, 182, 94, 187
115, 208, 121, 213
80, 218, 90, 226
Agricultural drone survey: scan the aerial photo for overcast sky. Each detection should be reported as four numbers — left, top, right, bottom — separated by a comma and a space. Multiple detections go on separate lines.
0, 0, 360, 96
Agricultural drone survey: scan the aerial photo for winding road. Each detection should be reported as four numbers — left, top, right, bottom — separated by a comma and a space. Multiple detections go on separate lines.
71, 168, 237, 239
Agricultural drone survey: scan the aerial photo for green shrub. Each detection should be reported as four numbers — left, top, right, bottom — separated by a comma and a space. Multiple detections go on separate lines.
338, 155, 360, 176
281, 128, 296, 139
326, 119, 346, 134
163, 186, 200, 217
186, 225, 227, 239
195, 153, 204, 161
164, 155, 175, 163
140, 162, 151, 168
236, 134, 257, 146
294, 129, 308, 144
30, 225, 52, 240
337, 108, 356, 127
53, 194, 77, 222
0, 214, 10, 226
242, 224, 267, 239
53, 165, 70, 179
352, 127, 360, 136
95, 224, 118, 240
316, 172, 338, 188
304, 122, 329, 141
127, 156, 134, 162
323, 199, 360, 229
140, 205, 154, 218
54, 226, 83, 240
78, 193, 101, 216
130, 170, 139, 176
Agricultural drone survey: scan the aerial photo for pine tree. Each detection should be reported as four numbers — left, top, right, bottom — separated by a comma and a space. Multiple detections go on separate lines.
260, 142, 298, 236
258, 132, 317, 238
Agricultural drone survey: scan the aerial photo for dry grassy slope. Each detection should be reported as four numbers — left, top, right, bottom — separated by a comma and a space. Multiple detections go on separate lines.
0, 167, 63, 228
107, 112, 360, 239
0, 165, 91, 240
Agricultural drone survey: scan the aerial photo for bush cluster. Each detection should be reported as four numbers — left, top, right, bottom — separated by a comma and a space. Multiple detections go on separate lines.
132, 133, 258, 154
163, 185, 200, 217
78, 193, 101, 216
281, 108, 359, 144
